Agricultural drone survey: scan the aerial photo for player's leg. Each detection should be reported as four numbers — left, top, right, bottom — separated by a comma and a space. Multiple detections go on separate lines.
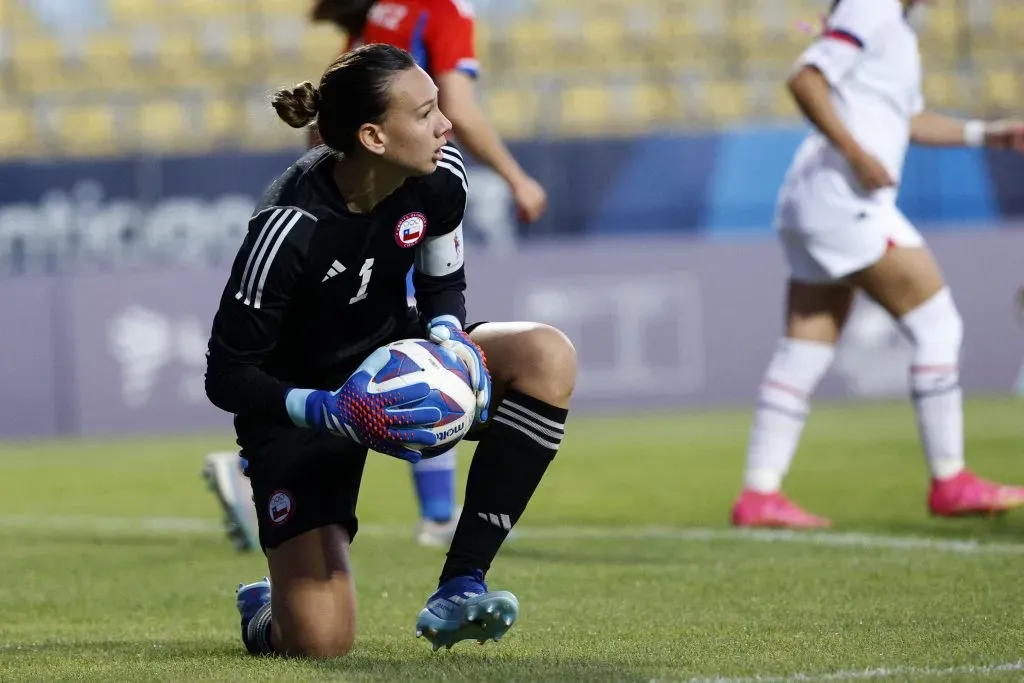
415, 322, 575, 650
847, 238, 1024, 516
406, 285, 460, 547
411, 448, 461, 547
202, 451, 259, 551
732, 277, 853, 528
235, 429, 368, 658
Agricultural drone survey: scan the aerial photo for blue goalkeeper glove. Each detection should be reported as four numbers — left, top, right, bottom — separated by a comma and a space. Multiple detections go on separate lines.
427, 316, 491, 424
285, 348, 441, 463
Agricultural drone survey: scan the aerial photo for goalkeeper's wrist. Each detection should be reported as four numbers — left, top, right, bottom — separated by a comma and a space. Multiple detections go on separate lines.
429, 315, 463, 331
285, 388, 322, 429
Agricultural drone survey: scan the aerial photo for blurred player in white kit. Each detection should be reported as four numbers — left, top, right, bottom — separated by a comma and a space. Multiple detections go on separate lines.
732, 0, 1024, 528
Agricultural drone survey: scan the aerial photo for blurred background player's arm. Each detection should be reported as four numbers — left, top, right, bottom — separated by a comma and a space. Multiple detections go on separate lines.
910, 112, 1024, 150
789, 4, 894, 191
787, 65, 893, 191
435, 71, 546, 223
422, 0, 547, 223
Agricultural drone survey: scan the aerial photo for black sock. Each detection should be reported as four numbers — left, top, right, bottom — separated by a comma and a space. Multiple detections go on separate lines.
244, 603, 275, 655
440, 390, 568, 584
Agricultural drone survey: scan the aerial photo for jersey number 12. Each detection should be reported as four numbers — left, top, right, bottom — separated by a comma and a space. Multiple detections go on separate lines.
349, 258, 374, 304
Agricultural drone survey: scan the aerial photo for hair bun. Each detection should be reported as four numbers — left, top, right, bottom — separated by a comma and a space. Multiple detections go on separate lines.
271, 81, 320, 129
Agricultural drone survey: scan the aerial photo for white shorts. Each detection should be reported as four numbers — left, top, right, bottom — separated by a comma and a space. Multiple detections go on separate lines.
775, 172, 924, 284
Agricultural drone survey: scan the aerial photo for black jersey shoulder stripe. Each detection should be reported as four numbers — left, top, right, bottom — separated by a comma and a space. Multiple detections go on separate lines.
437, 151, 468, 195
235, 208, 306, 309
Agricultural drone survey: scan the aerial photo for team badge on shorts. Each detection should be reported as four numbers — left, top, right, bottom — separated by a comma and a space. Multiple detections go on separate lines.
395, 212, 427, 248
268, 489, 295, 526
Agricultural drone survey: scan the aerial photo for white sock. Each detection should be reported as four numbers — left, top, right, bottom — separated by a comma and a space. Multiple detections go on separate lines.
744, 338, 835, 493
897, 287, 965, 481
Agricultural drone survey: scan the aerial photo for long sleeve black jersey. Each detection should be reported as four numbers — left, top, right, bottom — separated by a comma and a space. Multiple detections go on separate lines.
205, 143, 469, 426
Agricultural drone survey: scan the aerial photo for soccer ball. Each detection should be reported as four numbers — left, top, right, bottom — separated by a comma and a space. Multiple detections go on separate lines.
365, 338, 476, 457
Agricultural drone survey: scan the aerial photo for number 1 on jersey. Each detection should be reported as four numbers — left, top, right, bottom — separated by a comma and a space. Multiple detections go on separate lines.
349, 258, 374, 304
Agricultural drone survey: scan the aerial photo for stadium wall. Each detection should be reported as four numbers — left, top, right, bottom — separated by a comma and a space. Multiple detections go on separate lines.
2, 229, 1023, 438
1, 129, 1023, 275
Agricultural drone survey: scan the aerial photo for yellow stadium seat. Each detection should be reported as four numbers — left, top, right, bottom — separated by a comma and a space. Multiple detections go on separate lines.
559, 84, 611, 135
0, 1, 39, 32
155, 32, 199, 70
663, 16, 697, 42
55, 105, 118, 156
923, 71, 969, 111
138, 101, 188, 149
983, 69, 1020, 110
507, 19, 557, 76
106, 0, 159, 22
764, 80, 799, 120
631, 82, 673, 127
920, 4, 960, 42
730, 11, 764, 43
254, 0, 301, 14
80, 34, 136, 91
705, 80, 752, 124
2, 0, 1016, 155
203, 98, 238, 140
179, 0, 248, 19
0, 106, 35, 157
581, 17, 624, 49
482, 86, 540, 139
12, 36, 66, 95
301, 25, 344, 70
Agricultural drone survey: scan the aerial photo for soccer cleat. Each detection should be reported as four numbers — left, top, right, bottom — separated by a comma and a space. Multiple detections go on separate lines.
236, 578, 271, 654
929, 470, 1024, 517
415, 570, 519, 651
731, 489, 832, 529
203, 452, 259, 552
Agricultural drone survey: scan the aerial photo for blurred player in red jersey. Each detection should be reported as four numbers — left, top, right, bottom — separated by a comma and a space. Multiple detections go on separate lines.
309, 0, 547, 222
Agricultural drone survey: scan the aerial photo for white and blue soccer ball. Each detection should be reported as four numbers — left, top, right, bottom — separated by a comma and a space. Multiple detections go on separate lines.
365, 338, 476, 457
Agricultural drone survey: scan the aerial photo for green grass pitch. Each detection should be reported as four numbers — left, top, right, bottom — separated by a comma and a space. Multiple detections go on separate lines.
1, 397, 1022, 681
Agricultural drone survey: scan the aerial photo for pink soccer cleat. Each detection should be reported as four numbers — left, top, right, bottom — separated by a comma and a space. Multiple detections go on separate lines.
730, 489, 832, 529
928, 470, 1024, 517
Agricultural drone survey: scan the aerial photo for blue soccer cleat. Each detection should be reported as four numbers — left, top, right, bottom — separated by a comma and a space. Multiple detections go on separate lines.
415, 570, 519, 651
236, 578, 271, 654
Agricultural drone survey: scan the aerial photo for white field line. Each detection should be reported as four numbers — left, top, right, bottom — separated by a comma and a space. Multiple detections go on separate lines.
1, 515, 1023, 556
682, 660, 1024, 682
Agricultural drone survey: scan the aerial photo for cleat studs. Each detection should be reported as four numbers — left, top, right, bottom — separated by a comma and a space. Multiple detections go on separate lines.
432, 643, 441, 652
426, 627, 438, 637
504, 617, 513, 626
466, 608, 478, 621
415, 630, 423, 638
445, 644, 453, 651
485, 605, 494, 614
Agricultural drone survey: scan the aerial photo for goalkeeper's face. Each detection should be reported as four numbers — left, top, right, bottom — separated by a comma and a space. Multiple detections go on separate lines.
373, 66, 454, 176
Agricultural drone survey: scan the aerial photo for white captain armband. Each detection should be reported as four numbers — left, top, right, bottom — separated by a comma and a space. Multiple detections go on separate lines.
414, 223, 465, 277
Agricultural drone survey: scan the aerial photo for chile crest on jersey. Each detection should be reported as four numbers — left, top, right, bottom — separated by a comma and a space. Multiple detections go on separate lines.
395, 212, 427, 248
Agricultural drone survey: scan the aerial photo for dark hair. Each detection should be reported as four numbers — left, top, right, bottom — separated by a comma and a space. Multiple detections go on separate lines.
310, 0, 375, 37
271, 43, 416, 154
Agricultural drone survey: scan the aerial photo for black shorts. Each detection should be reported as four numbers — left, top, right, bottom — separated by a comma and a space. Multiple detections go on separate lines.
242, 426, 368, 552
240, 316, 490, 552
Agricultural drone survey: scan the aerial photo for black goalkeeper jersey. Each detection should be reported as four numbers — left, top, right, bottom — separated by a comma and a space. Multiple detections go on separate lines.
205, 143, 469, 427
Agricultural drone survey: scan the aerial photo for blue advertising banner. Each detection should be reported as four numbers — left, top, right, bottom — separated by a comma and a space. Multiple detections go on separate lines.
1, 130, 1022, 276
